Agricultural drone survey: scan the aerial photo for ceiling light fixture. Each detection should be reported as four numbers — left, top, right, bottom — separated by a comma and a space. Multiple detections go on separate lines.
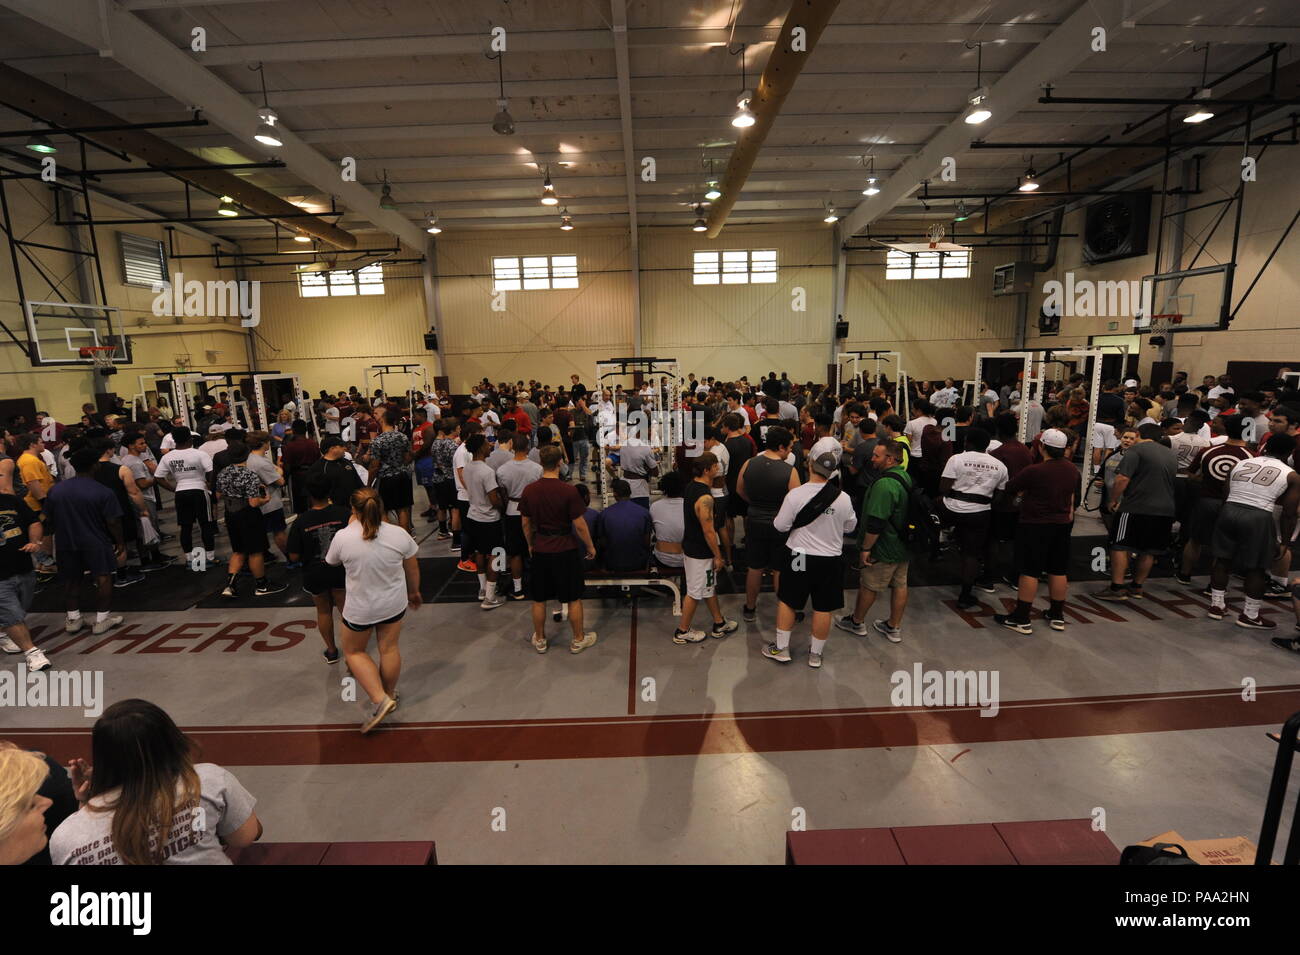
251, 63, 284, 147
425, 212, 442, 234
24, 125, 56, 154
731, 44, 756, 128
379, 170, 398, 210
1183, 43, 1216, 124
963, 41, 992, 125
560, 208, 574, 231
540, 167, 559, 206
823, 202, 839, 225
1018, 164, 1039, 192
293, 233, 311, 243
217, 195, 239, 217
861, 155, 880, 195
953, 199, 970, 222
692, 203, 708, 232
489, 49, 515, 135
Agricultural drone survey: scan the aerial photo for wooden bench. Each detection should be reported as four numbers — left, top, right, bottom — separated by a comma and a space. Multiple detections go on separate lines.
226, 841, 437, 865
786, 819, 1119, 865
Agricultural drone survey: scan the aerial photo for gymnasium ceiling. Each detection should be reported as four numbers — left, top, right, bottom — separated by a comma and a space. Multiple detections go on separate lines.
1, 0, 1298, 246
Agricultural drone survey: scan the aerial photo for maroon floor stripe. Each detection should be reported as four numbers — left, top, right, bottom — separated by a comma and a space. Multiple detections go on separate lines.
11, 685, 1300, 766
627, 599, 638, 716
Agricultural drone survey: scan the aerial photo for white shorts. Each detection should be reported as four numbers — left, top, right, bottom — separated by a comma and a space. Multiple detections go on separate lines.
683, 555, 717, 601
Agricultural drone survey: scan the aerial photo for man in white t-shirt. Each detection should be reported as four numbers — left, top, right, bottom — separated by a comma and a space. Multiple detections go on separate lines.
761, 450, 857, 668
940, 427, 1008, 611
154, 428, 216, 565
198, 425, 228, 460
931, 379, 959, 410
323, 400, 341, 435
452, 427, 476, 573
902, 401, 938, 458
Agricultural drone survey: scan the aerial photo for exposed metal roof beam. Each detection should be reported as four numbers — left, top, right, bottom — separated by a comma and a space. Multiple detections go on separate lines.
11, 22, 1298, 73
840, 0, 1146, 236
0, 0, 426, 249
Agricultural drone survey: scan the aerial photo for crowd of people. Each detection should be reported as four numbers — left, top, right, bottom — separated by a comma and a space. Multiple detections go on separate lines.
4, 363, 1300, 865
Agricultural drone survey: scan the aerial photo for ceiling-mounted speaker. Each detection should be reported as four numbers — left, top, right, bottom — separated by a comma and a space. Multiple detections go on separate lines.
835, 319, 849, 339
423, 331, 438, 351
1082, 191, 1152, 264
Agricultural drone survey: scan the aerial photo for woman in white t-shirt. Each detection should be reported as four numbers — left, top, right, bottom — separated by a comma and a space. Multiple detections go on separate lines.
325, 487, 421, 734
50, 699, 262, 865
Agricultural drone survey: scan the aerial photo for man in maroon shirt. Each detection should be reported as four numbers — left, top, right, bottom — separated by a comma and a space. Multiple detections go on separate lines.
520, 445, 597, 655
984, 412, 1034, 590
280, 421, 321, 514
992, 429, 1080, 635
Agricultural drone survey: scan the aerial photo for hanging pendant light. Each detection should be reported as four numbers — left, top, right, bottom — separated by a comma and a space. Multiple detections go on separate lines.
425, 212, 442, 234
490, 52, 515, 135
251, 63, 285, 147
1183, 44, 1216, 124
559, 208, 574, 231
730, 44, 755, 128
963, 42, 992, 125
861, 155, 881, 195
217, 195, 239, 217
691, 203, 707, 232
1018, 167, 1039, 192
823, 202, 839, 224
24, 127, 56, 154
540, 168, 559, 206
379, 170, 398, 210
953, 200, 970, 222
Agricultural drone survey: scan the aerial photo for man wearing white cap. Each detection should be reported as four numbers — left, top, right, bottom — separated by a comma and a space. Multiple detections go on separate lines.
762, 449, 857, 668
992, 429, 1080, 634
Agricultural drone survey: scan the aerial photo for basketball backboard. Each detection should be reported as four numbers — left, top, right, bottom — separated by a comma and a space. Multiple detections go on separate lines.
1133, 263, 1233, 333
22, 301, 129, 367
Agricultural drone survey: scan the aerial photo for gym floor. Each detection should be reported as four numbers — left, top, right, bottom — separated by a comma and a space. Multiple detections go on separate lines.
6, 506, 1298, 864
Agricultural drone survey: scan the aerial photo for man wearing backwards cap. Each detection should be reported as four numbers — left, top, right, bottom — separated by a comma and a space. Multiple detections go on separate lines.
992, 429, 1080, 634
761, 449, 857, 669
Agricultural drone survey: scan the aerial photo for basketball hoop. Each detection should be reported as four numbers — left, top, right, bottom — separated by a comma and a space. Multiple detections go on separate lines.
927, 224, 945, 249
79, 345, 117, 373
1149, 313, 1183, 336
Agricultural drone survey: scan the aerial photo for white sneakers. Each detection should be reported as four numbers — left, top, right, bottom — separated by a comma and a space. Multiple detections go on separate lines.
480, 593, 507, 610
360, 696, 397, 734
570, 631, 597, 654
0, 633, 20, 653
673, 628, 707, 644
2, 633, 51, 670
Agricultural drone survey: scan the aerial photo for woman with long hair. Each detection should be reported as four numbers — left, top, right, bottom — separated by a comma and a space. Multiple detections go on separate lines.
325, 487, 421, 734
49, 699, 261, 865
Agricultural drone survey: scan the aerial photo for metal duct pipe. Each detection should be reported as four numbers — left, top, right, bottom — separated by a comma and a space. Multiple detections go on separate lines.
0, 63, 356, 250
705, 0, 841, 237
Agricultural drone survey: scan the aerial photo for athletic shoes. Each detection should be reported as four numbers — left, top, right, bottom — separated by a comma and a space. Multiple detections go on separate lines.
1236, 614, 1276, 631
360, 696, 397, 735
436, 530, 452, 541
834, 614, 867, 636
323, 647, 340, 665
872, 619, 903, 644
64, 616, 84, 634
570, 631, 597, 654
992, 613, 1033, 635
113, 571, 145, 588
1263, 581, 1291, 600
480, 593, 507, 610
1206, 605, 1226, 620
509, 589, 527, 601
221, 583, 237, 598
975, 580, 997, 594
761, 643, 792, 663
255, 581, 288, 597
25, 647, 51, 672
1092, 586, 1130, 602
457, 559, 478, 573
710, 618, 739, 637
1270, 636, 1300, 655
91, 615, 122, 636
808, 651, 823, 669
1174, 573, 1194, 586
1044, 613, 1067, 632
672, 628, 707, 645
0, 634, 20, 653
742, 605, 757, 623
531, 634, 549, 654
141, 557, 173, 572
955, 594, 981, 611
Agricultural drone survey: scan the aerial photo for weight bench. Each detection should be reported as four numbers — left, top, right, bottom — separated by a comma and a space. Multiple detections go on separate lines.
552, 567, 683, 618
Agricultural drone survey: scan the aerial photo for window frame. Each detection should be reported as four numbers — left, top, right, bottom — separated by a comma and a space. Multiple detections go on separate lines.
885, 248, 971, 280
297, 262, 385, 297
693, 248, 778, 285
492, 254, 579, 291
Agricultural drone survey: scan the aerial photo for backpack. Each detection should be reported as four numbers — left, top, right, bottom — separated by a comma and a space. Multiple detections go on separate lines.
878, 469, 942, 553
1119, 842, 1197, 865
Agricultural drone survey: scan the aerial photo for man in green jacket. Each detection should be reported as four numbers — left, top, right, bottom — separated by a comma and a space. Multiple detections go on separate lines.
836, 439, 910, 644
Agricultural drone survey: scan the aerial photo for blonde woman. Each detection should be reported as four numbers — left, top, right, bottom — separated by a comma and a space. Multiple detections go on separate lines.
0, 745, 52, 865
49, 699, 261, 865
325, 487, 421, 734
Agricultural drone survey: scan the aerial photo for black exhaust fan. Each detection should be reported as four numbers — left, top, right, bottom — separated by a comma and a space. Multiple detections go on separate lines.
1082, 191, 1151, 265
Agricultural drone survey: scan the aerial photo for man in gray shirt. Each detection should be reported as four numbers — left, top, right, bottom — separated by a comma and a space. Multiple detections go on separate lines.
246, 431, 290, 564
496, 432, 543, 600
1095, 423, 1178, 601
611, 439, 659, 509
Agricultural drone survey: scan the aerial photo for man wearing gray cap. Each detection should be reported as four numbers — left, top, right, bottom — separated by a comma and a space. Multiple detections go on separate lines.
762, 449, 856, 668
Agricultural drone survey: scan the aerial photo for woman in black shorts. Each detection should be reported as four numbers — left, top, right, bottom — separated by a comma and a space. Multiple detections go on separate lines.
287, 474, 350, 663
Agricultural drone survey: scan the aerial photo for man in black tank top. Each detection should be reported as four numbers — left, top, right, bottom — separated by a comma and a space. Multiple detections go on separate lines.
737, 426, 799, 621
92, 439, 146, 587
674, 452, 739, 644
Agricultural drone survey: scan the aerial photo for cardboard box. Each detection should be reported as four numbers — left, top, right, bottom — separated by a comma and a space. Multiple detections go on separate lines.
1139, 830, 1261, 865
